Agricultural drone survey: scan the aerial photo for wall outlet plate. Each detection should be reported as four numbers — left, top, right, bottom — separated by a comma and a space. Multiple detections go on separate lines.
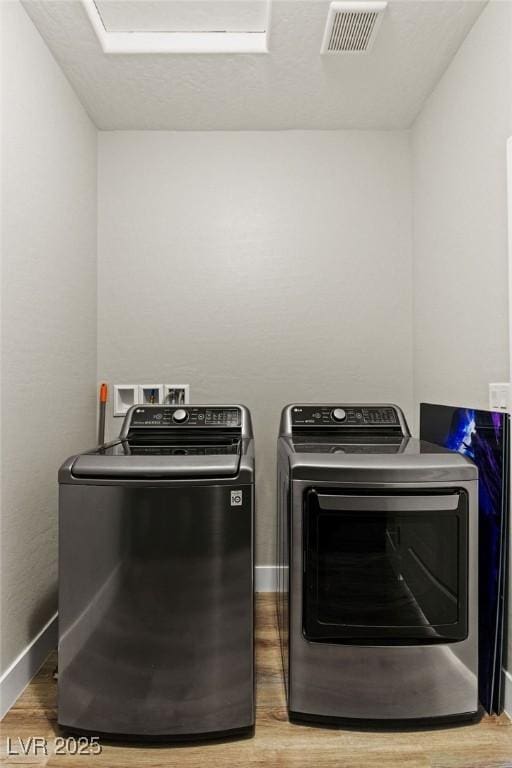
164, 384, 190, 406
114, 384, 139, 416
489, 382, 511, 412
139, 384, 164, 405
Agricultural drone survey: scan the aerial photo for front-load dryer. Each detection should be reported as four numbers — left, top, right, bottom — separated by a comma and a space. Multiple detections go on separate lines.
276, 403, 478, 725
58, 404, 254, 740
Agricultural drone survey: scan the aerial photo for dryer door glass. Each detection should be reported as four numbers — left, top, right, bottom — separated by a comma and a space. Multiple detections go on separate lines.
303, 489, 468, 644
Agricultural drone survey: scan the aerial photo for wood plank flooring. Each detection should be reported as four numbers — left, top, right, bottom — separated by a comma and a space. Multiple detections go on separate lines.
1, 594, 511, 768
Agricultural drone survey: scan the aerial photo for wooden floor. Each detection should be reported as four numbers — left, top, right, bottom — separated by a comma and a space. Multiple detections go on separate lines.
2, 594, 511, 768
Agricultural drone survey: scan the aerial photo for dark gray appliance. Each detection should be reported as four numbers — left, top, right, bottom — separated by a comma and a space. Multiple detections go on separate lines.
58, 404, 254, 740
277, 403, 479, 725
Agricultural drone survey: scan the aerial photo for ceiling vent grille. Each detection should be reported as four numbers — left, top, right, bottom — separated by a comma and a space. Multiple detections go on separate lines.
321, 1, 387, 54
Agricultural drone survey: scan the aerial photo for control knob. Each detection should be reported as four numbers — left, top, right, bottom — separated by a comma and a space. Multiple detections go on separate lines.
331, 408, 347, 422
173, 408, 189, 423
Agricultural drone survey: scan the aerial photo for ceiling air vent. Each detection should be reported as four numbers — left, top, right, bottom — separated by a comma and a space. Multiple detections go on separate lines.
321, 1, 387, 54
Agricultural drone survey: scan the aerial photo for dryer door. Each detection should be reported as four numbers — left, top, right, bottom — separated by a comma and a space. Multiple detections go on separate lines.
303, 489, 468, 644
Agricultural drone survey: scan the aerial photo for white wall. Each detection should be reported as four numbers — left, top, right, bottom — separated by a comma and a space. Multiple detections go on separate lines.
412, 0, 511, 416
98, 130, 413, 564
411, 0, 512, 702
1, 0, 97, 697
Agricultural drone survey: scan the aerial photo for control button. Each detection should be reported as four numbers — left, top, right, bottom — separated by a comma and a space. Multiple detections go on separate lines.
173, 408, 188, 423
331, 408, 347, 422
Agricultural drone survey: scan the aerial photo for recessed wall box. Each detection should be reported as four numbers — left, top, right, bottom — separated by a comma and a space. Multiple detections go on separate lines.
139, 384, 164, 406
164, 384, 190, 406
113, 384, 139, 417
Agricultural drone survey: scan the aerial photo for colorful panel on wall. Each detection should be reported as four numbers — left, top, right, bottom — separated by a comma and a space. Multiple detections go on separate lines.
420, 403, 509, 715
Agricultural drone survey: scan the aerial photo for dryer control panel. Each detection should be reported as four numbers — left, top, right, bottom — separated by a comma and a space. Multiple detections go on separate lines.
290, 405, 401, 428
128, 406, 242, 429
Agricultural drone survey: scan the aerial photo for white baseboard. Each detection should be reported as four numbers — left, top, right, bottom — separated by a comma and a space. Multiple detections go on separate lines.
504, 669, 512, 719
0, 612, 58, 720
255, 565, 285, 591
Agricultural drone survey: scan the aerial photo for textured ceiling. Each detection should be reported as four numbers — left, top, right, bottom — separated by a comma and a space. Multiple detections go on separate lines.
22, 0, 486, 130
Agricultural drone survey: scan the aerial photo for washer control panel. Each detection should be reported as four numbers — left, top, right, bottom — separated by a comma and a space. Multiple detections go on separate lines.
130, 406, 242, 428
291, 405, 399, 428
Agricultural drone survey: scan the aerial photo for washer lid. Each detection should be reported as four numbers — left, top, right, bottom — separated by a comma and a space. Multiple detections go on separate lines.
70, 452, 240, 479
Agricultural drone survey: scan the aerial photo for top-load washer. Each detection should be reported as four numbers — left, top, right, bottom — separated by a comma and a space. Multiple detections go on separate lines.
58, 404, 254, 740
277, 403, 479, 725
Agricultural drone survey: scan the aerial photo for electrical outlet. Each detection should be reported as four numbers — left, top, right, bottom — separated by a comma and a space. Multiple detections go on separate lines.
489, 382, 511, 412
164, 384, 190, 406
